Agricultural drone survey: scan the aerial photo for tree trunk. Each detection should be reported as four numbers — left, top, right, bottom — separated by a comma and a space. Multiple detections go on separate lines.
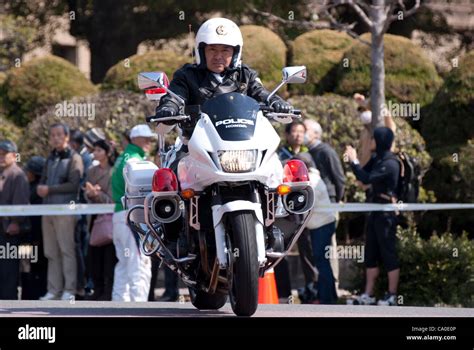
369, 0, 387, 132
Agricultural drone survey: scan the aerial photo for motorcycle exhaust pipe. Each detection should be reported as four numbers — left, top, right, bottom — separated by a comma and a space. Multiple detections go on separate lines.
150, 193, 183, 223
282, 184, 314, 215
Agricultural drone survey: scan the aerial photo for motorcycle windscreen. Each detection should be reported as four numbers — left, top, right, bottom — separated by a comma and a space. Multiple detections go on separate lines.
202, 93, 259, 141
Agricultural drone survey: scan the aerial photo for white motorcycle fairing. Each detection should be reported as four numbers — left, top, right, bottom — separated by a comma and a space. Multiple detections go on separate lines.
177, 94, 284, 268
177, 112, 283, 191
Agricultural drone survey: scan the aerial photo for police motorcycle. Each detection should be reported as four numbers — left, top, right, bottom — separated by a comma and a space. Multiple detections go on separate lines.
124, 66, 314, 316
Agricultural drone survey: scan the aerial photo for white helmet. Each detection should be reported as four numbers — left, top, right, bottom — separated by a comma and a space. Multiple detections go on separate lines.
194, 18, 243, 69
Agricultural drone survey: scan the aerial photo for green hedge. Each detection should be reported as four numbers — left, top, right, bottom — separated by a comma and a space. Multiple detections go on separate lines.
351, 227, 474, 307
19, 90, 156, 159
288, 94, 432, 192
420, 52, 474, 235
291, 29, 353, 95
335, 34, 442, 106
240, 25, 287, 91
0, 114, 23, 145
421, 51, 474, 150
101, 50, 191, 92
420, 140, 474, 235
287, 93, 432, 242
1, 55, 97, 127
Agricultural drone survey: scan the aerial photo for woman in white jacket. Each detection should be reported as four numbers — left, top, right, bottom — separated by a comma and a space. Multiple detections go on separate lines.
294, 153, 338, 304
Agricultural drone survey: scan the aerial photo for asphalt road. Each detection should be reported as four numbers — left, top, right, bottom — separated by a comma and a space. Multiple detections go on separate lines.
0, 300, 472, 317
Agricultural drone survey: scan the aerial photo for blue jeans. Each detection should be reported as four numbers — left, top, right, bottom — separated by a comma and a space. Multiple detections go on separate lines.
310, 221, 337, 304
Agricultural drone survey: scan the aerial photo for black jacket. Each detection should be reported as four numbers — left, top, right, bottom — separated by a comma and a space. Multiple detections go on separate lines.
158, 63, 283, 109
308, 142, 346, 202
350, 127, 400, 203
156, 63, 284, 136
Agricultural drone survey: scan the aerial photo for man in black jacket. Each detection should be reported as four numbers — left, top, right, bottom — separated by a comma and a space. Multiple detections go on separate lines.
345, 127, 400, 306
0, 140, 30, 300
154, 17, 292, 135
304, 120, 345, 203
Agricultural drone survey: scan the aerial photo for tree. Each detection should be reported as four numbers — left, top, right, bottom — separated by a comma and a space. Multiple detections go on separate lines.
346, 0, 421, 130
0, 1, 66, 71
251, 0, 421, 132
67, 0, 251, 83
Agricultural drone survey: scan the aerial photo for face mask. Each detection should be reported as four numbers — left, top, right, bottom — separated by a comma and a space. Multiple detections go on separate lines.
303, 133, 310, 145
359, 111, 372, 125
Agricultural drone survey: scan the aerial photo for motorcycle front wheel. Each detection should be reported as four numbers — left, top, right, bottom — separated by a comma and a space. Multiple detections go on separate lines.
226, 211, 259, 316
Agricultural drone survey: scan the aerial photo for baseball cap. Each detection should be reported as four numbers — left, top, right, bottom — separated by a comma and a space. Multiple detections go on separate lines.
130, 124, 157, 139
0, 140, 18, 153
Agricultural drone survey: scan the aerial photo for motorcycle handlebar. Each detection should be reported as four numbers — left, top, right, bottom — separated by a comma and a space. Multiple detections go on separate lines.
266, 112, 302, 120
146, 115, 190, 123
259, 104, 301, 116
147, 106, 300, 123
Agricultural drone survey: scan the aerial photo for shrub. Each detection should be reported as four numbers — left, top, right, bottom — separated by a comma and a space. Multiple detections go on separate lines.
1, 55, 97, 126
240, 25, 287, 91
335, 34, 442, 106
421, 51, 474, 150
0, 114, 23, 145
421, 140, 474, 236
420, 52, 474, 235
19, 90, 156, 159
350, 227, 474, 307
101, 50, 191, 92
288, 94, 432, 193
291, 29, 353, 95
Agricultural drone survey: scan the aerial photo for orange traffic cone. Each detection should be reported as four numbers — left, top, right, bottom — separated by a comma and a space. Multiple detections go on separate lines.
258, 268, 279, 304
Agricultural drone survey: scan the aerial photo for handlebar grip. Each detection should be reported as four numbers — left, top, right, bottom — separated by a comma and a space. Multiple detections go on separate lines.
146, 115, 158, 123
259, 104, 274, 112
292, 109, 301, 115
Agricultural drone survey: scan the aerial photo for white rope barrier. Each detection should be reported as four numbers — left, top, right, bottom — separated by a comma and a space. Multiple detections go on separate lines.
0, 202, 473, 216
0, 204, 115, 216
313, 203, 474, 213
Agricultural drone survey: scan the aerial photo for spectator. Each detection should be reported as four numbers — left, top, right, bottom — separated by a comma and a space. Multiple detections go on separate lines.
304, 119, 344, 290
70, 129, 93, 173
21, 156, 48, 300
293, 153, 338, 304
111, 124, 156, 302
84, 140, 117, 301
69, 129, 93, 297
84, 128, 106, 155
345, 127, 400, 306
353, 93, 396, 167
278, 120, 308, 162
0, 140, 30, 300
38, 123, 84, 301
276, 121, 316, 302
304, 119, 346, 203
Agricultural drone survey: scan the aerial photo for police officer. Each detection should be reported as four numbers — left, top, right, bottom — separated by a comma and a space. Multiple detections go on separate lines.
154, 17, 293, 136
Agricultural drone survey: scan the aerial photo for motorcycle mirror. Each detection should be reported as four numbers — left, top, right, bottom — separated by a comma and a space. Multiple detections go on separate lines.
266, 65, 307, 104
137, 72, 170, 90
282, 66, 307, 84
137, 71, 185, 106
144, 87, 167, 101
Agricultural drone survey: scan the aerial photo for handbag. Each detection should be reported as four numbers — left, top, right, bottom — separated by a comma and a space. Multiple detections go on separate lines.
90, 214, 113, 247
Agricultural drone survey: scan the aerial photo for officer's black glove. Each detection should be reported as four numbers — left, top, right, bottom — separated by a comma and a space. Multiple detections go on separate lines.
270, 100, 293, 114
155, 106, 178, 125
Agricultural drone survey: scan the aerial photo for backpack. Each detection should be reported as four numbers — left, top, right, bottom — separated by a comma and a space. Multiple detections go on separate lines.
394, 152, 420, 203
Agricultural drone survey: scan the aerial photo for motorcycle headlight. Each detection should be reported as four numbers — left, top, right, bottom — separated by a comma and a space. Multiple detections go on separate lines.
218, 150, 258, 173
